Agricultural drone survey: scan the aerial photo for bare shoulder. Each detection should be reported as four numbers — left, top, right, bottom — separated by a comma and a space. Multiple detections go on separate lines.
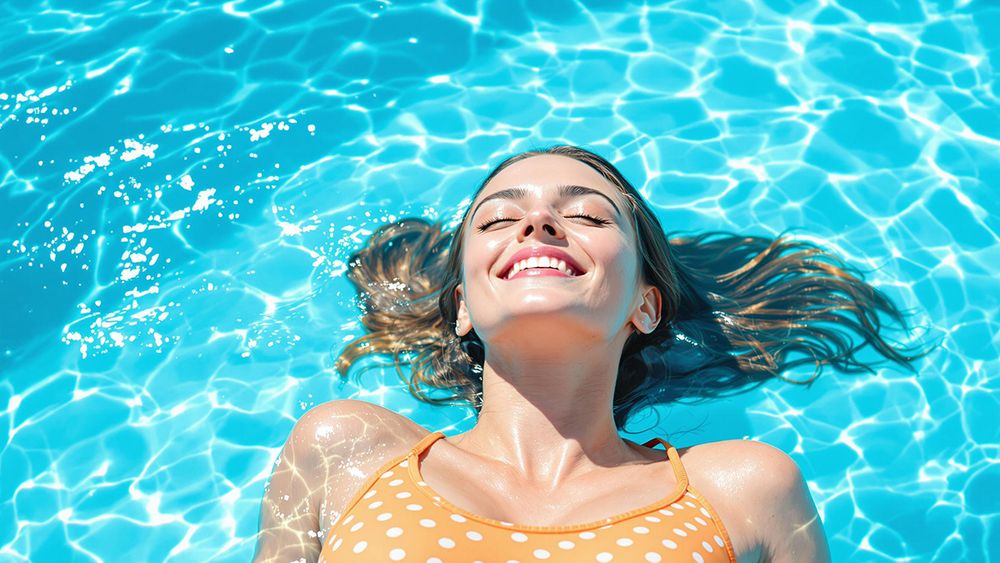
678, 438, 802, 487
253, 400, 430, 562
295, 399, 431, 472
296, 398, 429, 445
677, 439, 831, 563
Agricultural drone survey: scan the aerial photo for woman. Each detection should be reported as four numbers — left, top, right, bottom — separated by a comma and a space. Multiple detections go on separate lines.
254, 146, 926, 562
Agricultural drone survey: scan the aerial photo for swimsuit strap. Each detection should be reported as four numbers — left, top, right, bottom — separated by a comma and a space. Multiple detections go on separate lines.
408, 430, 446, 459
642, 436, 690, 491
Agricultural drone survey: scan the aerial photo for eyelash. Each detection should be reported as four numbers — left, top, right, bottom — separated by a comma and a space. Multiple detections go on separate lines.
475, 213, 612, 232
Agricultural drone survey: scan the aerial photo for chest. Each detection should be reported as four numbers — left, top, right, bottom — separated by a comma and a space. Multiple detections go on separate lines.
417, 446, 760, 563
321, 458, 734, 563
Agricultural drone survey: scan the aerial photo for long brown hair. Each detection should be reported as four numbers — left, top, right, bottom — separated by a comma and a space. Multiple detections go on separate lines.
335, 146, 934, 430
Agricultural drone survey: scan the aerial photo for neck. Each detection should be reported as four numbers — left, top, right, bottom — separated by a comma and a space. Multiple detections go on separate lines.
449, 332, 645, 490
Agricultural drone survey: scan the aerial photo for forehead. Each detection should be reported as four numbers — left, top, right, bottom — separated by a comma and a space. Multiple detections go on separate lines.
478, 154, 621, 201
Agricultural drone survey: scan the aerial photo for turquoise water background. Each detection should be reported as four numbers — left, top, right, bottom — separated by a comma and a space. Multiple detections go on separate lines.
1, 0, 998, 561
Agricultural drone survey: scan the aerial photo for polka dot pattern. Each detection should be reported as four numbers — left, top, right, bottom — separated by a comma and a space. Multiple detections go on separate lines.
319, 431, 734, 562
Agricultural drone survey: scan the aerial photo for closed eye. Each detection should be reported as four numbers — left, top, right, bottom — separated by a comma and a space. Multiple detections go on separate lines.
475, 217, 516, 232
475, 214, 611, 232
567, 214, 612, 225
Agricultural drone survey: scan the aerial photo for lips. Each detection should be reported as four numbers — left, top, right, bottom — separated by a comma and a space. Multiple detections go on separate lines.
497, 247, 586, 279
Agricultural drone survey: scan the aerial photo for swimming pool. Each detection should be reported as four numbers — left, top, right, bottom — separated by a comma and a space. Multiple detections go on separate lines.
1, 0, 997, 561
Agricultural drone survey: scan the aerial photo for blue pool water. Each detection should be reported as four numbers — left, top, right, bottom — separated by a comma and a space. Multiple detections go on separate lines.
1, 1, 998, 561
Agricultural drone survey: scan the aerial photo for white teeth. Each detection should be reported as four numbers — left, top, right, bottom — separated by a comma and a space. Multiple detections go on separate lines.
505, 257, 579, 279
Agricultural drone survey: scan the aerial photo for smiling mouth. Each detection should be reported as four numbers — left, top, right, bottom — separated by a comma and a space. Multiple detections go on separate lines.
503, 257, 581, 280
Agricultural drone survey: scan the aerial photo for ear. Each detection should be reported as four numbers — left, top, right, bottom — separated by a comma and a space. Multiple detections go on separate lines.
630, 285, 662, 334
454, 284, 472, 337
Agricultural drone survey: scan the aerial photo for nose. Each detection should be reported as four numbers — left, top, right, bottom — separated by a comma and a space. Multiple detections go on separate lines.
516, 208, 566, 242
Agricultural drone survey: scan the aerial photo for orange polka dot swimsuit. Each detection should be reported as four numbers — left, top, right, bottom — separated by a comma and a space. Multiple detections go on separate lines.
320, 431, 737, 562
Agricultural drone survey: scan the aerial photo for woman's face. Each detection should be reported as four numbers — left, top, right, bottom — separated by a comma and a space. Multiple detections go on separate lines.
454, 154, 660, 347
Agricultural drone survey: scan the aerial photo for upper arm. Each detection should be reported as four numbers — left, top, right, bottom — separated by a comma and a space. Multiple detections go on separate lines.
749, 443, 831, 563
252, 399, 416, 563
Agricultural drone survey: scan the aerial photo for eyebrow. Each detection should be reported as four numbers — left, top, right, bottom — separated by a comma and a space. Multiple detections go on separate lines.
470, 184, 623, 220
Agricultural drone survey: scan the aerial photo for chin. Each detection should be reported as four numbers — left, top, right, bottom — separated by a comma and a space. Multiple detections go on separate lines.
478, 308, 610, 345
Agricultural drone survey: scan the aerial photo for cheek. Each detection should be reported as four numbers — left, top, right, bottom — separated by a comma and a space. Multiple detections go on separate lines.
462, 236, 504, 274
584, 231, 636, 272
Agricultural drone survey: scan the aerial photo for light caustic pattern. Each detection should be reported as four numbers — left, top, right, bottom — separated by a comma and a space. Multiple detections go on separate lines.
0, 1, 997, 562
